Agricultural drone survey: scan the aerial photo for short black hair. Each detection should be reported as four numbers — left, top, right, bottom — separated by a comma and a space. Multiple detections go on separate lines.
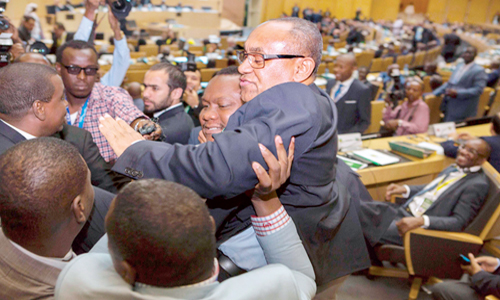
0, 63, 57, 118
213, 65, 240, 78
56, 40, 98, 63
0, 137, 87, 243
55, 22, 65, 31
23, 15, 35, 23
148, 62, 187, 93
492, 113, 500, 135
107, 179, 215, 287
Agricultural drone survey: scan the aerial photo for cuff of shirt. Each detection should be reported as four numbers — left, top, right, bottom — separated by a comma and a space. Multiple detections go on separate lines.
402, 185, 411, 198
422, 215, 430, 228
495, 258, 500, 271
251, 205, 291, 237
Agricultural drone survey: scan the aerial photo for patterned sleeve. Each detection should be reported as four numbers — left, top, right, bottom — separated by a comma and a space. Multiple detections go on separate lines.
104, 85, 146, 123
251, 205, 291, 237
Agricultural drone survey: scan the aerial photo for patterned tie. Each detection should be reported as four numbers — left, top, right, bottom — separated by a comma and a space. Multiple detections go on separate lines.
334, 84, 343, 102
403, 166, 458, 208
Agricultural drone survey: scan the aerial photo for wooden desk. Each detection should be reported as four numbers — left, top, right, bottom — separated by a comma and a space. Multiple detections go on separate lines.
358, 124, 491, 200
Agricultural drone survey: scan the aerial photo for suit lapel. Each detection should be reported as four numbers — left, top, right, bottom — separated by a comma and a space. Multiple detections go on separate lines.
0, 120, 27, 145
425, 172, 474, 213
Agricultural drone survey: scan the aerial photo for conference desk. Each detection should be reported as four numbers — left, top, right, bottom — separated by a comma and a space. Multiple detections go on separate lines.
357, 124, 491, 200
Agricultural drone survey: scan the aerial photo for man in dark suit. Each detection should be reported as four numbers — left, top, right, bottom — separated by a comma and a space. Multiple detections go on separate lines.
361, 139, 490, 248
412, 24, 437, 50
0, 62, 119, 194
430, 253, 500, 299
442, 29, 462, 63
143, 63, 194, 144
99, 17, 370, 300
326, 54, 371, 134
433, 46, 487, 122
49, 22, 74, 55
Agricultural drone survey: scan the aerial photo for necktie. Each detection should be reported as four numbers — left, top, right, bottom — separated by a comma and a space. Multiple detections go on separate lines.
334, 83, 343, 101
403, 166, 458, 208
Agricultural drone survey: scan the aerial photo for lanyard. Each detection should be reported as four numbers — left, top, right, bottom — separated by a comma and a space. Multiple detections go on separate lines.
66, 98, 89, 128
433, 173, 466, 195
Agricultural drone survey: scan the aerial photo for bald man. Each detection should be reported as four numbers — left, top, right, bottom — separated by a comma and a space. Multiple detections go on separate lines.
14, 53, 51, 65
126, 82, 144, 112
326, 54, 371, 134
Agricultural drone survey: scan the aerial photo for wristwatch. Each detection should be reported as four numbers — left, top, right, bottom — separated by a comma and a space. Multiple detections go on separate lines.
397, 119, 403, 127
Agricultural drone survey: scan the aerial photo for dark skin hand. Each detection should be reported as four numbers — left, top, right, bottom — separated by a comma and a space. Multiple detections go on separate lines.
396, 216, 425, 236
445, 88, 458, 98
130, 118, 163, 141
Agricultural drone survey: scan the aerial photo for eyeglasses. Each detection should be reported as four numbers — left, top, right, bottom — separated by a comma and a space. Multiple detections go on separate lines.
458, 144, 480, 158
62, 64, 99, 76
236, 50, 305, 69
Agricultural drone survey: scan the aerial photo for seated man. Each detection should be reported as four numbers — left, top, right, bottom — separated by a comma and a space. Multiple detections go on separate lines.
326, 54, 371, 134
143, 63, 194, 144
382, 77, 430, 136
441, 113, 500, 173
0, 137, 94, 299
430, 253, 500, 300
432, 46, 487, 122
18, 16, 36, 43
182, 65, 204, 127
0, 62, 120, 193
55, 141, 317, 300
361, 139, 491, 247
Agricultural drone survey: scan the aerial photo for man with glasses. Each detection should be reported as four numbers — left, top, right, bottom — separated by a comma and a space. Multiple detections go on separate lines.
99, 17, 370, 299
56, 40, 159, 163
361, 138, 491, 250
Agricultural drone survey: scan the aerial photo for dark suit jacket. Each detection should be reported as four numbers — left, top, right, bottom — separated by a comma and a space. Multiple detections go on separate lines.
113, 82, 370, 285
361, 166, 489, 246
441, 136, 500, 173
158, 104, 194, 145
433, 63, 487, 122
0, 121, 119, 193
412, 26, 435, 49
472, 268, 500, 297
49, 31, 75, 55
326, 78, 371, 134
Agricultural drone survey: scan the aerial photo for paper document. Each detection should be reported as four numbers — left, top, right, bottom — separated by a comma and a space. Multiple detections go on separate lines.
351, 149, 400, 166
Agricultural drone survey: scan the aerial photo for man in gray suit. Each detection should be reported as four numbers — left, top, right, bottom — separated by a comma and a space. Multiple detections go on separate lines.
0, 138, 95, 299
361, 139, 491, 248
99, 17, 370, 299
55, 140, 317, 300
433, 46, 487, 122
326, 54, 371, 134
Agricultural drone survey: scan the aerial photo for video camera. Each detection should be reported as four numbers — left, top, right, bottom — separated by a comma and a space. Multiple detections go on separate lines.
0, 0, 10, 31
179, 51, 197, 72
107, 0, 132, 20
0, 32, 12, 68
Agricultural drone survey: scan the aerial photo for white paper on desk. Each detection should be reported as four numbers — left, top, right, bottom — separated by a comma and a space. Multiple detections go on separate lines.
351, 149, 400, 166
338, 133, 363, 151
428, 122, 456, 138
417, 142, 444, 155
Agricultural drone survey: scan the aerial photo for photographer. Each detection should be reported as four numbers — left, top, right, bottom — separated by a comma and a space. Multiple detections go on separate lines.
382, 77, 429, 136
378, 63, 406, 100
0, 15, 26, 67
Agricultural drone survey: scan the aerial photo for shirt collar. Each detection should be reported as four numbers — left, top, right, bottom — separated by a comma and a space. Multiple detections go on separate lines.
407, 98, 424, 107
0, 119, 37, 140
134, 258, 219, 291
454, 164, 481, 173
336, 74, 355, 88
153, 103, 183, 118
8, 239, 76, 270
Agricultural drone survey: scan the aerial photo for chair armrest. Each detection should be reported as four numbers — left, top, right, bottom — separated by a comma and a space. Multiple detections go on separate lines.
486, 295, 500, 300
390, 194, 402, 203
404, 228, 483, 279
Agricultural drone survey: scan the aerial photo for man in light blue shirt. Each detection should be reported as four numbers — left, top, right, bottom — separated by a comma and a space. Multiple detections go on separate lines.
73, 0, 130, 87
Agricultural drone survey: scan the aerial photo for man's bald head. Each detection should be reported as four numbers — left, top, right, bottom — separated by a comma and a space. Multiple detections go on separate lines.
127, 82, 142, 99
15, 53, 51, 66
334, 54, 357, 82
259, 18, 323, 74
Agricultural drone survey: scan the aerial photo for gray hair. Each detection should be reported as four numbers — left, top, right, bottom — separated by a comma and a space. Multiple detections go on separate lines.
265, 18, 323, 74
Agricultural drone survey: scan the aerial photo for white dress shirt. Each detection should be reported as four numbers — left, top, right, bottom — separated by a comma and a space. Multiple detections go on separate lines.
330, 75, 355, 103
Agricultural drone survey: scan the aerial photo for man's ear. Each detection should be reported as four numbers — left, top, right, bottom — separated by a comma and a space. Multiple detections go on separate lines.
171, 87, 184, 101
71, 195, 88, 224
118, 260, 137, 285
32, 100, 46, 121
55, 62, 62, 75
293, 57, 316, 83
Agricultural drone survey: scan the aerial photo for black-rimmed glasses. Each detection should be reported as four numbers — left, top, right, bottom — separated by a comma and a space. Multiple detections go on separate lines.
62, 64, 99, 76
236, 50, 305, 69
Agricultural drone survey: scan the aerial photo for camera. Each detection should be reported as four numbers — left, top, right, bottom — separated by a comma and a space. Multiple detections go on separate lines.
387, 68, 405, 108
0, 0, 8, 14
0, 15, 9, 31
0, 32, 13, 68
107, 0, 132, 20
28, 41, 49, 56
179, 51, 197, 72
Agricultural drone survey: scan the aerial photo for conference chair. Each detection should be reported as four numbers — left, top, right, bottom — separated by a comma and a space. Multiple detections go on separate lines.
411, 51, 426, 68
201, 68, 221, 82
381, 57, 395, 71
124, 70, 147, 84
368, 162, 500, 300
475, 87, 495, 118
424, 95, 443, 125
369, 58, 385, 73
130, 52, 147, 59
364, 101, 386, 134
139, 44, 159, 57
317, 63, 326, 75
215, 58, 228, 68
396, 54, 413, 69
356, 51, 375, 68
487, 88, 500, 117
